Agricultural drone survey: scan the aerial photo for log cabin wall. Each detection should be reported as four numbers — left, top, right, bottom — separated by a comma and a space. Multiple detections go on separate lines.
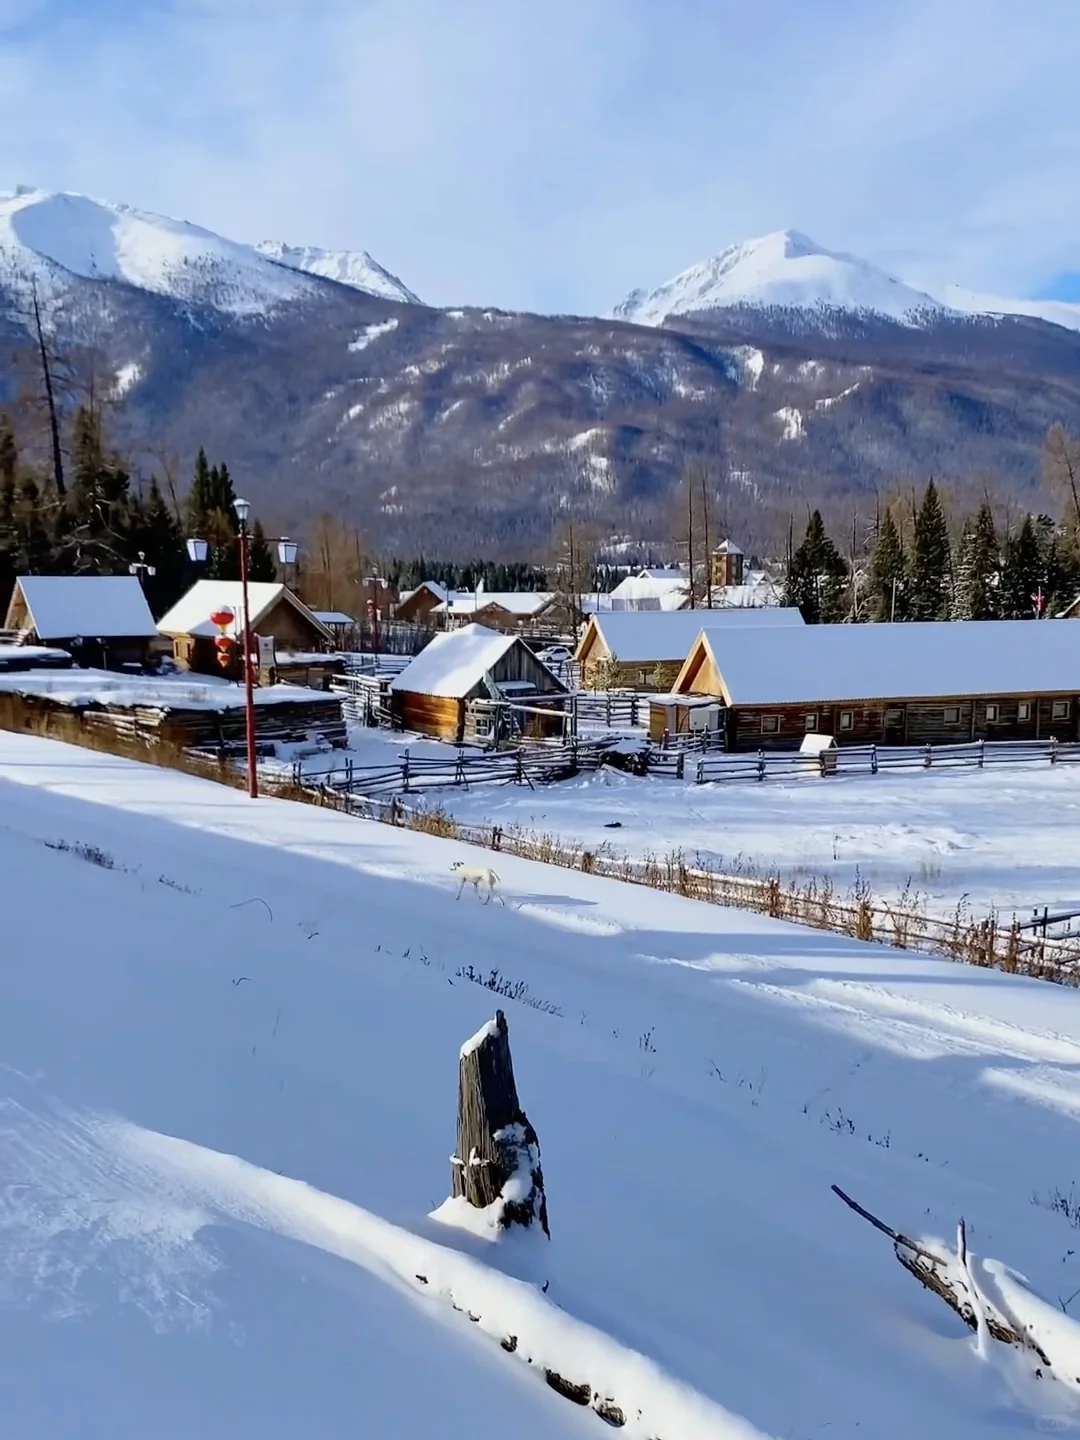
726, 694, 1080, 750
391, 691, 466, 742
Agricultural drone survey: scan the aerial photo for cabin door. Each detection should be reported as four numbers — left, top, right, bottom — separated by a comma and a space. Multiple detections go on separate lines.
883, 706, 906, 745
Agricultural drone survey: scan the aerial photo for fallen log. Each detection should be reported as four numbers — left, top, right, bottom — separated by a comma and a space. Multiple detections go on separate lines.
831, 1184, 1051, 1367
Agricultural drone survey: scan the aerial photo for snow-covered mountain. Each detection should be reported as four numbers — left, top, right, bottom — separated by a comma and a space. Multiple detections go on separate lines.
0, 188, 418, 317
615, 229, 947, 327
615, 228, 1080, 336
933, 281, 1080, 334
254, 240, 421, 304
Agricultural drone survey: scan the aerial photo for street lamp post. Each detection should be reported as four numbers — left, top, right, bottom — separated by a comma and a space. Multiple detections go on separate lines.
233, 497, 259, 800
185, 520, 301, 800
128, 551, 157, 589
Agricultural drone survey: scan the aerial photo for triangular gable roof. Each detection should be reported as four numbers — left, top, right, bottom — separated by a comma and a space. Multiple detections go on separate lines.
157, 581, 333, 643
676, 619, 1080, 706
390, 624, 561, 699
8, 575, 157, 640
576, 607, 804, 665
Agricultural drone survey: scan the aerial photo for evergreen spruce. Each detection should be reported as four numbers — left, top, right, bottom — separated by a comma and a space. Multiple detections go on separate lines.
247, 519, 277, 583
1000, 515, 1045, 618
908, 480, 952, 620
951, 501, 1000, 619
784, 510, 848, 623
867, 509, 906, 621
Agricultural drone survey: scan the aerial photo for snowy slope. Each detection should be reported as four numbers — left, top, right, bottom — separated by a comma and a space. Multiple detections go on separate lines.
0, 188, 326, 316
935, 281, 1080, 335
615, 229, 947, 326
7, 729, 1080, 1436
254, 240, 421, 304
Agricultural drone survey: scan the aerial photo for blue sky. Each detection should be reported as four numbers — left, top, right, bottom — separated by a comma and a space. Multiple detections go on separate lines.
2, 0, 1079, 313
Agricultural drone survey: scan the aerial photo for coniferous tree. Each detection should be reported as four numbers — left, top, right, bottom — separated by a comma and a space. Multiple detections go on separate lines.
132, 479, 187, 615
867, 508, 906, 621
1041, 517, 1080, 614
1000, 515, 1045, 619
247, 519, 277, 583
784, 510, 848, 623
951, 501, 1000, 619
908, 480, 952, 620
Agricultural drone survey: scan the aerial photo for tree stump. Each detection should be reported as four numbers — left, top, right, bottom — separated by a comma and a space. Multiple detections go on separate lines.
452, 1010, 550, 1236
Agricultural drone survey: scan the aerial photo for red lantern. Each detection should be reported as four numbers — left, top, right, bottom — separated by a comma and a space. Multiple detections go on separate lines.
209, 606, 235, 631
214, 635, 234, 670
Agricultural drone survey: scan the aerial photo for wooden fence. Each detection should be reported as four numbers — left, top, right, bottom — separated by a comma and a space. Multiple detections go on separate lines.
290, 741, 608, 797
694, 737, 1080, 785
571, 691, 648, 729
285, 786, 1080, 984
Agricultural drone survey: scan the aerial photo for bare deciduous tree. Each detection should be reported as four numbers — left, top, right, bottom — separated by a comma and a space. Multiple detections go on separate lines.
1043, 423, 1080, 533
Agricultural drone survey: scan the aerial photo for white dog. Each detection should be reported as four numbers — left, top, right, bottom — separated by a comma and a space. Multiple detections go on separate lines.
451, 861, 500, 903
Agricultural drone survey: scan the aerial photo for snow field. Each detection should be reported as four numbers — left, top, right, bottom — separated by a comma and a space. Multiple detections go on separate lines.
441, 760, 1080, 923
6, 728, 1080, 1435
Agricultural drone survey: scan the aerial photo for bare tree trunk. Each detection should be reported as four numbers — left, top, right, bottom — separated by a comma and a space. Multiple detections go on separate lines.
31, 281, 65, 498
700, 468, 712, 607
686, 480, 696, 609
452, 1010, 549, 1236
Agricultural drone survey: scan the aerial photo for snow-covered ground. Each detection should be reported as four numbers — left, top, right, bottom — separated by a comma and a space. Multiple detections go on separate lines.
443, 760, 1080, 924
8, 727, 1080, 1437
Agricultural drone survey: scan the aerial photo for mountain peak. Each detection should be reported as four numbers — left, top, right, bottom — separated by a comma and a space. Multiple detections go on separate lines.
254, 241, 421, 305
614, 229, 946, 328
0, 189, 419, 317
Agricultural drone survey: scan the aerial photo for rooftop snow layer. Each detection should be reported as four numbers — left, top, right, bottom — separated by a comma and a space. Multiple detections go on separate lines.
389, 624, 522, 698
584, 607, 804, 663
157, 582, 331, 642
438, 592, 555, 618
695, 619, 1080, 705
12, 575, 158, 640
0, 668, 339, 710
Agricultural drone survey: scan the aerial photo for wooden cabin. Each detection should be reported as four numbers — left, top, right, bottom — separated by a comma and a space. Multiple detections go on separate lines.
435, 589, 557, 633
395, 582, 448, 624
157, 581, 334, 680
576, 607, 805, 692
389, 623, 567, 744
4, 575, 159, 670
666, 619, 1080, 751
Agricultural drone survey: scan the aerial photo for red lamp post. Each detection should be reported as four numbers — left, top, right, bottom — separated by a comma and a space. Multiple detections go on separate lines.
232, 498, 259, 799
188, 510, 300, 801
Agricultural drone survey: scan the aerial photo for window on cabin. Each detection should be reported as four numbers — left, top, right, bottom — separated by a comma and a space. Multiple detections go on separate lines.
839, 710, 853, 731
985, 703, 999, 722
885, 707, 903, 726
760, 715, 780, 735
804, 712, 818, 731
944, 706, 961, 725
1018, 701, 1032, 722
1053, 700, 1071, 720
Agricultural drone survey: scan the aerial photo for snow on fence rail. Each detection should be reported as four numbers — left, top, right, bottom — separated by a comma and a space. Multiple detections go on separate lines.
570, 691, 647, 729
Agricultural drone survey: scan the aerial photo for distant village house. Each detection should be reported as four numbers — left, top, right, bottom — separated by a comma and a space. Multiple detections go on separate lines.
4, 575, 159, 671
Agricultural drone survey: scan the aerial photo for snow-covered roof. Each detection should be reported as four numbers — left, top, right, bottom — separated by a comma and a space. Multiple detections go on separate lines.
398, 581, 448, 606
0, 668, 339, 710
10, 575, 158, 640
713, 540, 743, 556
437, 591, 555, 618
311, 610, 354, 626
709, 577, 783, 608
688, 620, 1080, 706
157, 581, 332, 642
607, 576, 690, 611
389, 624, 521, 698
0, 643, 72, 670
581, 607, 804, 664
